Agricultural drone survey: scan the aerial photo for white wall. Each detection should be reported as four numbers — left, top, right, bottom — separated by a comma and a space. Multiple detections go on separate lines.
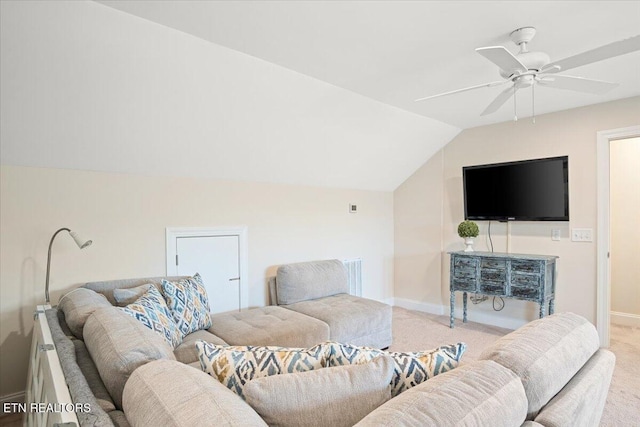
394, 97, 640, 329
610, 137, 640, 322
0, 165, 394, 397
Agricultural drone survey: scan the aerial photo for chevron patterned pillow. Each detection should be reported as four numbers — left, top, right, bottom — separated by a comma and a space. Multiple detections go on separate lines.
195, 341, 327, 399
325, 341, 467, 396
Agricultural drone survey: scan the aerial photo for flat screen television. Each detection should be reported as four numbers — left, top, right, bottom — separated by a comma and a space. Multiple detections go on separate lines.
463, 156, 569, 221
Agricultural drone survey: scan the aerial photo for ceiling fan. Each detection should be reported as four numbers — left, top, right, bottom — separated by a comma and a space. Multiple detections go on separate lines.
415, 27, 640, 119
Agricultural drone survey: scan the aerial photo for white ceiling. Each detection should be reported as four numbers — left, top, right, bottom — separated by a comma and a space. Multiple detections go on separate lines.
97, 0, 640, 129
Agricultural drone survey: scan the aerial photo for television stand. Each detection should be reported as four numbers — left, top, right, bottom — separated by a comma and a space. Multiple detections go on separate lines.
448, 251, 558, 328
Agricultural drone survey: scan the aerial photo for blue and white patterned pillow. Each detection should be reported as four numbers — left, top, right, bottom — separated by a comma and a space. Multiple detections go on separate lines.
119, 285, 182, 348
325, 341, 467, 396
196, 341, 327, 399
162, 273, 212, 336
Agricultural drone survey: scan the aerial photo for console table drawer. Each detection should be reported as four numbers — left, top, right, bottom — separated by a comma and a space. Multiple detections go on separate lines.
454, 266, 477, 279
511, 260, 541, 274
481, 258, 506, 269
480, 281, 506, 295
510, 286, 539, 299
455, 257, 478, 270
480, 268, 505, 282
512, 273, 540, 288
453, 278, 476, 292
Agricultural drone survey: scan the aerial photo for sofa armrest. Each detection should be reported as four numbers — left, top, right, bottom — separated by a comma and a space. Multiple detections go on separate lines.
122, 359, 267, 427
533, 349, 615, 427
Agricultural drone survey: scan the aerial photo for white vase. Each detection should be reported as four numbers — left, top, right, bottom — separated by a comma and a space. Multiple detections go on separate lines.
463, 237, 475, 252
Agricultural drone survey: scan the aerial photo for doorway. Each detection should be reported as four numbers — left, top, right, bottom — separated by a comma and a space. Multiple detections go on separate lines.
166, 227, 248, 314
596, 126, 640, 346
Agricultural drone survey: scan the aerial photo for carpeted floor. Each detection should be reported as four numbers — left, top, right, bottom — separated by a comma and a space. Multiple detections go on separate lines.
390, 306, 640, 427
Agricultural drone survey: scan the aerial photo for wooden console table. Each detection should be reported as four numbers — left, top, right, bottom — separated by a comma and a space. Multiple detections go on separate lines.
448, 251, 558, 328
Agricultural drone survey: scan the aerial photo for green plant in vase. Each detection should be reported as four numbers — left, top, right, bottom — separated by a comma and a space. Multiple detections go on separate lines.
457, 220, 479, 252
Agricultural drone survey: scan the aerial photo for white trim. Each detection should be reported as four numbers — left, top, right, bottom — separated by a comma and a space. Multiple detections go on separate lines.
0, 391, 25, 406
393, 297, 445, 315
166, 227, 249, 310
596, 126, 640, 348
610, 311, 640, 328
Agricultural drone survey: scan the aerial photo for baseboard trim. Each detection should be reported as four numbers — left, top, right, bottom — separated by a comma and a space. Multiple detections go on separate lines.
392, 298, 445, 315
393, 297, 525, 330
1, 390, 25, 406
610, 311, 640, 327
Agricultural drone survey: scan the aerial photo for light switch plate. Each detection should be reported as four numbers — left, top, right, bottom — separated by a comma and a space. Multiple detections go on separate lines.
571, 228, 593, 242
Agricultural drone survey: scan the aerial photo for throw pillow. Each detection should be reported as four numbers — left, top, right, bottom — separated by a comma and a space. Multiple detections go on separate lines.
196, 341, 327, 398
326, 341, 467, 396
243, 355, 394, 427
119, 285, 182, 348
162, 273, 212, 336
58, 288, 112, 339
113, 284, 154, 307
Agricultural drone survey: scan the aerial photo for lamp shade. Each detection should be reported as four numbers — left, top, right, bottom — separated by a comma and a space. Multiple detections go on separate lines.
69, 231, 92, 249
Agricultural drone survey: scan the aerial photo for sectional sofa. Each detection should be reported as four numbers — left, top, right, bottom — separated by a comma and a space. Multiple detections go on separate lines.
30, 259, 614, 426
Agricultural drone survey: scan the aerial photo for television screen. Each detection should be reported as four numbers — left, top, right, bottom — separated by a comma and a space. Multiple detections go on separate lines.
463, 156, 569, 221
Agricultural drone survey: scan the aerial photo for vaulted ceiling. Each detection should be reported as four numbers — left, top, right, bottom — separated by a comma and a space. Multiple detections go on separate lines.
2, 1, 639, 192
97, 1, 640, 129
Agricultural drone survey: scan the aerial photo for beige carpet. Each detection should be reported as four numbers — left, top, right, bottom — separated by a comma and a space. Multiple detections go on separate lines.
390, 307, 640, 427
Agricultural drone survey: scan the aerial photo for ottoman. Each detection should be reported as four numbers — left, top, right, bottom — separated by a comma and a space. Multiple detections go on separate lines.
209, 306, 330, 348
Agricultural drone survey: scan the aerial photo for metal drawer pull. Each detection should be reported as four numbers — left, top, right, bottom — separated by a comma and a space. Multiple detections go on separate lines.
229, 277, 240, 281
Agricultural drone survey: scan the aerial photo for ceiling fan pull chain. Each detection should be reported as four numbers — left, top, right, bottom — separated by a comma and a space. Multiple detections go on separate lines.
513, 85, 518, 122
532, 84, 536, 124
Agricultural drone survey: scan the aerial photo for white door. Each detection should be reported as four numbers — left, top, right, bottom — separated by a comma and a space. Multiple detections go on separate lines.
166, 227, 248, 313
176, 235, 240, 314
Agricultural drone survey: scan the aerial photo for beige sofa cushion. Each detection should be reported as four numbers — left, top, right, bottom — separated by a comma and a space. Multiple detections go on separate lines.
244, 355, 394, 427
58, 288, 111, 339
123, 359, 267, 427
479, 312, 600, 420
276, 259, 348, 304
173, 329, 227, 364
355, 360, 527, 427
284, 294, 392, 348
113, 284, 153, 306
534, 349, 615, 427
83, 306, 176, 409
209, 305, 329, 348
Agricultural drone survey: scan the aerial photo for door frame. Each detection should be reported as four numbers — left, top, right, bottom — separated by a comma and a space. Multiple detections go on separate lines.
596, 125, 640, 347
166, 226, 249, 310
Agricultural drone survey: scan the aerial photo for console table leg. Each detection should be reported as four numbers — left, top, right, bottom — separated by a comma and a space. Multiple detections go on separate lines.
463, 292, 468, 323
450, 291, 455, 328
539, 302, 546, 319
549, 298, 555, 315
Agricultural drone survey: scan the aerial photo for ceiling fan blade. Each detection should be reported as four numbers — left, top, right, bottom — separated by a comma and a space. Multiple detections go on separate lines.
476, 46, 528, 75
538, 75, 619, 94
415, 80, 508, 102
541, 34, 640, 74
481, 85, 515, 116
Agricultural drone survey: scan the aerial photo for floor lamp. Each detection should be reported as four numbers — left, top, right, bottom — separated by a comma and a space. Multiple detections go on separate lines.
45, 228, 93, 304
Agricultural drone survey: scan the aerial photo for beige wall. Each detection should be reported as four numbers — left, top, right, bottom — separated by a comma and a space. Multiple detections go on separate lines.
0, 165, 394, 397
610, 137, 640, 318
395, 97, 640, 328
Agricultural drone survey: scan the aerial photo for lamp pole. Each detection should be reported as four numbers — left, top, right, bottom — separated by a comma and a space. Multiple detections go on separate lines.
45, 228, 92, 304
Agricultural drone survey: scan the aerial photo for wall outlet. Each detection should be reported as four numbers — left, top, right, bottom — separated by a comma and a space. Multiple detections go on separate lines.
571, 228, 593, 242
551, 229, 561, 241
349, 203, 357, 213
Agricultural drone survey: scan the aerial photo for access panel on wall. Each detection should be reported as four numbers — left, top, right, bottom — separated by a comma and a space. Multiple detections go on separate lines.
166, 227, 248, 314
